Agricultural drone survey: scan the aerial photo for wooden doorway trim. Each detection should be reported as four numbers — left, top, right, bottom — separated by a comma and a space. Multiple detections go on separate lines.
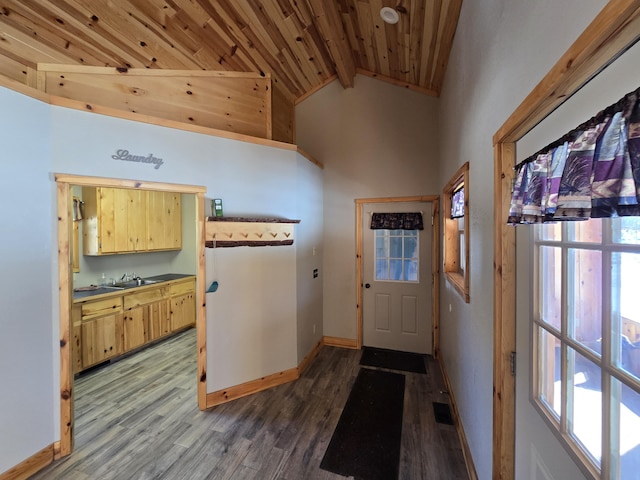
492, 2, 640, 478
355, 195, 440, 353
55, 173, 207, 458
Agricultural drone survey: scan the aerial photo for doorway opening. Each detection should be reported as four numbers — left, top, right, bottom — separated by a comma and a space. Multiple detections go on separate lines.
355, 196, 440, 356
55, 173, 207, 458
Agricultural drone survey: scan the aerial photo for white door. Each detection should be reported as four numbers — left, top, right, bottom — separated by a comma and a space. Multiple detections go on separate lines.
362, 202, 433, 354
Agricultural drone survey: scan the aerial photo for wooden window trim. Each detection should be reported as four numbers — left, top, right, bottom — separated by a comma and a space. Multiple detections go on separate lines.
443, 162, 470, 303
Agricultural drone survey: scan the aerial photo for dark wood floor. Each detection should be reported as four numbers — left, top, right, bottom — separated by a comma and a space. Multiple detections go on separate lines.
31, 329, 468, 479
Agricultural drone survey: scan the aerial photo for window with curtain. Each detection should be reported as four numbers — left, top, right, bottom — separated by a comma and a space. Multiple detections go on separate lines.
370, 213, 423, 282
511, 87, 640, 480
443, 162, 469, 302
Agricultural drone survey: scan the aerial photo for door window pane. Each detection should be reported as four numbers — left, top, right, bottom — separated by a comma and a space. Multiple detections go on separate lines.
539, 246, 561, 332
374, 229, 419, 282
614, 217, 640, 244
617, 379, 640, 479
569, 218, 602, 243
537, 326, 561, 419
567, 248, 602, 354
539, 222, 562, 241
568, 347, 602, 466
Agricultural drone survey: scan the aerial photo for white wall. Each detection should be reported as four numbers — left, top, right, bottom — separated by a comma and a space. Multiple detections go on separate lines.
437, 1, 607, 479
296, 74, 440, 340
514, 41, 640, 480
295, 155, 324, 361
0, 88, 55, 474
0, 88, 323, 473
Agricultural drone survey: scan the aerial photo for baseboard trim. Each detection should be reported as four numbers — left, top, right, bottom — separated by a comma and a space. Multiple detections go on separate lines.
323, 336, 359, 349
206, 367, 299, 408
0, 444, 54, 480
438, 357, 479, 480
298, 339, 324, 375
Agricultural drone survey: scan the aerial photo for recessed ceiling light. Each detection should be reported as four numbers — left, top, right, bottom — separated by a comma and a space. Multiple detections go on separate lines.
380, 7, 399, 25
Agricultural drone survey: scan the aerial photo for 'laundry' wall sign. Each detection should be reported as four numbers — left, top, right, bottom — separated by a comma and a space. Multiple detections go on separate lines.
112, 149, 164, 169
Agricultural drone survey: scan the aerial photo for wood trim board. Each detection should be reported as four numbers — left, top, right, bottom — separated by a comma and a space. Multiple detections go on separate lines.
206, 367, 299, 408
439, 357, 479, 480
492, 1, 640, 478
0, 444, 54, 480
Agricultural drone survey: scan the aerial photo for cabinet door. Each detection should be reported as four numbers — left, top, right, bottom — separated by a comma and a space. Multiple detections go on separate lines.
123, 306, 148, 351
148, 299, 171, 341
125, 189, 148, 252
171, 293, 196, 331
96, 188, 148, 254
98, 187, 118, 254
81, 313, 123, 368
148, 191, 182, 251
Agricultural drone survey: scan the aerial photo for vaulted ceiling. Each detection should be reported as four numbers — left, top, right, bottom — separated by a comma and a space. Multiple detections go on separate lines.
0, 0, 462, 101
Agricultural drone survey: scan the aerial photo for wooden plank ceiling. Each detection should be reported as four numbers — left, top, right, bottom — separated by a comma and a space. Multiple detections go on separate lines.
0, 0, 462, 101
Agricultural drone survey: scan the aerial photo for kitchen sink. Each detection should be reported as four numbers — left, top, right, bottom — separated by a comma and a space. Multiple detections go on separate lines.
112, 278, 160, 288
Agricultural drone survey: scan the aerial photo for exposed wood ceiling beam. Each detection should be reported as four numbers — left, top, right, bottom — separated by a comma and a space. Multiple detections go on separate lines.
304, 0, 356, 89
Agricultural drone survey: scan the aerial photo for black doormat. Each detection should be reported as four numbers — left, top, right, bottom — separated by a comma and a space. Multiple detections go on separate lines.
320, 368, 405, 480
360, 346, 427, 374
433, 402, 454, 425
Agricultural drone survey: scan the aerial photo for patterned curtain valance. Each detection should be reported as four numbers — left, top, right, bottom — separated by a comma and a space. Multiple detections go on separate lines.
370, 212, 424, 230
508, 86, 640, 225
451, 186, 465, 219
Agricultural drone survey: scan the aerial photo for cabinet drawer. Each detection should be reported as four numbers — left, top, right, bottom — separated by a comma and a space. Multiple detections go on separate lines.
124, 287, 168, 310
170, 279, 195, 296
81, 297, 123, 319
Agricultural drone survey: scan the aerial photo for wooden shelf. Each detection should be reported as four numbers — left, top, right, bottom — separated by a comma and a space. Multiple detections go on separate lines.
205, 217, 300, 248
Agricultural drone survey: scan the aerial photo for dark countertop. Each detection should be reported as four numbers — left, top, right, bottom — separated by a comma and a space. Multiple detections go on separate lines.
73, 273, 195, 301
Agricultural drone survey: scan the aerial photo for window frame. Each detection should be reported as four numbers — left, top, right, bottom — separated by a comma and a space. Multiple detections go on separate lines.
442, 162, 470, 302
531, 219, 640, 480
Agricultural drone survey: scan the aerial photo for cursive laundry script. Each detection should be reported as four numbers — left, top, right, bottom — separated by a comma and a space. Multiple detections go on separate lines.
112, 149, 164, 169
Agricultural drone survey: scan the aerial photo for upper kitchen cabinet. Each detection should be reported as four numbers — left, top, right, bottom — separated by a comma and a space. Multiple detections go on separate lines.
82, 187, 182, 255
147, 191, 182, 251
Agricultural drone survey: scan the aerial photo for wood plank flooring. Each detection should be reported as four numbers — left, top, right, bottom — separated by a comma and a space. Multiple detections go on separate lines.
31, 329, 468, 479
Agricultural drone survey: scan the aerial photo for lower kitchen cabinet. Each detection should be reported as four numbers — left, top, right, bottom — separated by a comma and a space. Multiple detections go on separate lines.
148, 299, 171, 341
73, 276, 196, 374
170, 279, 196, 331
123, 306, 148, 351
171, 292, 196, 331
81, 312, 124, 368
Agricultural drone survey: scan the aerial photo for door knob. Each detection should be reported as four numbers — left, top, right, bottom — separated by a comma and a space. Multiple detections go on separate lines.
365, 283, 371, 288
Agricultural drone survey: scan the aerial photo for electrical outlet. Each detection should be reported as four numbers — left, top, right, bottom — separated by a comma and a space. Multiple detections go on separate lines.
313, 268, 318, 278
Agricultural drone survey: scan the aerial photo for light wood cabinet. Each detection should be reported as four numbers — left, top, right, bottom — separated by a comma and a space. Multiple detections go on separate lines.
147, 191, 182, 251
82, 187, 181, 255
81, 312, 124, 368
123, 285, 170, 347
73, 276, 194, 374
149, 299, 172, 341
123, 307, 147, 351
77, 296, 124, 369
170, 279, 196, 331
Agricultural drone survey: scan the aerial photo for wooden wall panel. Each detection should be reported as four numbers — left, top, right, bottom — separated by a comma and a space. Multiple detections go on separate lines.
39, 65, 273, 140
271, 82, 295, 144
0, 54, 28, 84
